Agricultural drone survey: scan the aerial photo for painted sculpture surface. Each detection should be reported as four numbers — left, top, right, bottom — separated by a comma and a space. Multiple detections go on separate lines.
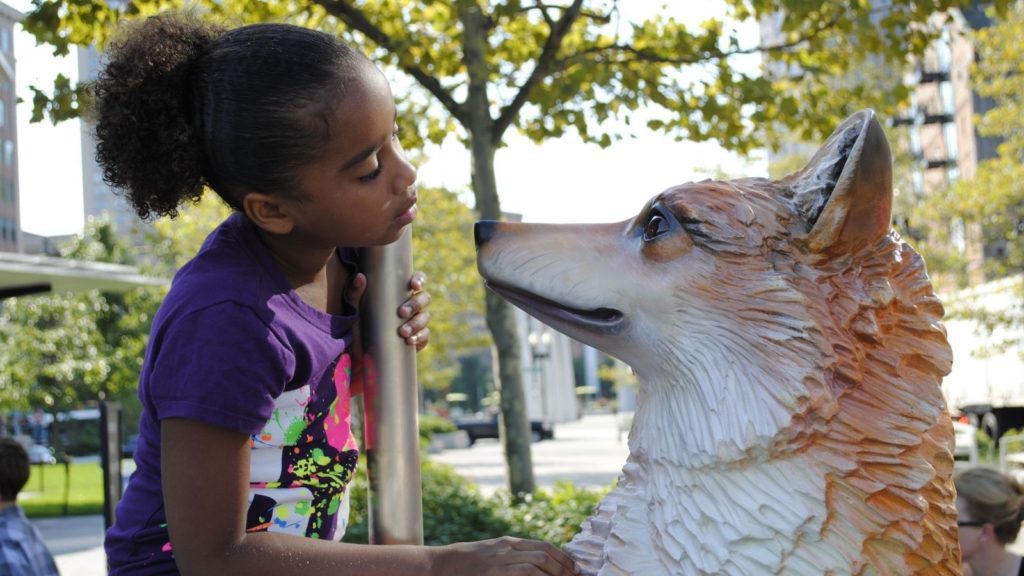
475, 110, 960, 575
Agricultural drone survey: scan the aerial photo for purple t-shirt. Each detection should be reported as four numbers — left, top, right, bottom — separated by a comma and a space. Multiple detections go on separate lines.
105, 213, 361, 574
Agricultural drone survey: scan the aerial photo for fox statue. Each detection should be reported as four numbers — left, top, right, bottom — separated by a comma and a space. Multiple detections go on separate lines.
475, 110, 960, 575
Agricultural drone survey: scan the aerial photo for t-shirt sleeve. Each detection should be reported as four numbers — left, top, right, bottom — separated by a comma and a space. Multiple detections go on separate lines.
147, 302, 295, 435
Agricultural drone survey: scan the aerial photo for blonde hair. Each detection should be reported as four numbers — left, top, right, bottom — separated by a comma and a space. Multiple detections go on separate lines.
955, 467, 1024, 544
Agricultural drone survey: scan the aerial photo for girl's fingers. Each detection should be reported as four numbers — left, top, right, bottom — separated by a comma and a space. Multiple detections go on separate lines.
409, 271, 427, 292
400, 308, 431, 334
504, 540, 579, 576
399, 290, 432, 319
406, 327, 429, 350
346, 272, 367, 308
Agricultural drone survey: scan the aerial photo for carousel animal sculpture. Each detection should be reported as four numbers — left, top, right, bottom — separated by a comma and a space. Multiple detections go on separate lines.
475, 110, 960, 575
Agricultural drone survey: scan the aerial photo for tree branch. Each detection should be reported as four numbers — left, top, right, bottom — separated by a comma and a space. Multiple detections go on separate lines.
317, 0, 466, 124
513, 2, 610, 26
563, 12, 843, 68
492, 0, 587, 143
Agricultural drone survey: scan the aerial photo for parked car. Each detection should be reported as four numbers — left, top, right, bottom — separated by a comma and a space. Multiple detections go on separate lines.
952, 420, 979, 466
27, 444, 56, 465
121, 434, 139, 459
454, 412, 554, 445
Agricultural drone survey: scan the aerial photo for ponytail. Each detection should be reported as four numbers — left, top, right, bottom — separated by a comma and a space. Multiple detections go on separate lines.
92, 13, 223, 219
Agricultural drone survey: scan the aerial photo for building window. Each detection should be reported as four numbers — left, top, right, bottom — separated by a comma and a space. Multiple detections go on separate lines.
3, 140, 13, 167
0, 29, 9, 54
0, 100, 5, 128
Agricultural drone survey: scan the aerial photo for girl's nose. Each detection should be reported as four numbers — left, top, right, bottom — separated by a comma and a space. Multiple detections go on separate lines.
396, 156, 417, 193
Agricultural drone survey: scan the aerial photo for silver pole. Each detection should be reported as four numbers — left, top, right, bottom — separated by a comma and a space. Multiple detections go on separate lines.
360, 227, 424, 545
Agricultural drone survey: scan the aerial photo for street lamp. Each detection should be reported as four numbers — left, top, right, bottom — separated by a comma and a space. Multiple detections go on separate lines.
528, 327, 551, 360
527, 325, 552, 432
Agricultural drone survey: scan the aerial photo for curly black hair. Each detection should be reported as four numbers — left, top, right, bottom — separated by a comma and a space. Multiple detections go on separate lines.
92, 14, 370, 220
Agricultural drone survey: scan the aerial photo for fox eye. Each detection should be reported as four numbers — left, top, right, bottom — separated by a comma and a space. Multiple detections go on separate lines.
643, 211, 671, 242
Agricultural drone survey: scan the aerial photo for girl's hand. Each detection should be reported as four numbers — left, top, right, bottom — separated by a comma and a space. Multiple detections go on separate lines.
398, 271, 431, 351
431, 537, 581, 576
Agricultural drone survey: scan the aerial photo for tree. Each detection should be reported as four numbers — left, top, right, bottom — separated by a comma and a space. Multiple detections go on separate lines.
958, 2, 1023, 278
0, 217, 160, 412
411, 188, 491, 393
24, 0, 965, 497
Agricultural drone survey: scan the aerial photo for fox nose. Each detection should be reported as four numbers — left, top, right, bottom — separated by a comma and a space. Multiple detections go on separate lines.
474, 221, 498, 247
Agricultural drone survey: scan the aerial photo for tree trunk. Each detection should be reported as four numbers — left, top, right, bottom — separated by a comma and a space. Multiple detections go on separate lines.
461, 2, 535, 498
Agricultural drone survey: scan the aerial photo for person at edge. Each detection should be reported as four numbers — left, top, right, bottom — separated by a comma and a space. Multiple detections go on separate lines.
98, 13, 580, 576
957, 467, 1024, 576
0, 437, 61, 576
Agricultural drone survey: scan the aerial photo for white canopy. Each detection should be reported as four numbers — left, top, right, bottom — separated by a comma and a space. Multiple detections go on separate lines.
0, 251, 165, 299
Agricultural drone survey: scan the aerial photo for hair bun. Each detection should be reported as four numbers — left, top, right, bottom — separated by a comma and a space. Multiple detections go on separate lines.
92, 13, 225, 219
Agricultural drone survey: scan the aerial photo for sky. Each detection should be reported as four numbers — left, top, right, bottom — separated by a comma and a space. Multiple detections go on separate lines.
12, 0, 766, 236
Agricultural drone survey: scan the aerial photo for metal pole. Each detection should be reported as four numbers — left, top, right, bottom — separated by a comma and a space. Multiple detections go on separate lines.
99, 401, 123, 530
360, 227, 424, 545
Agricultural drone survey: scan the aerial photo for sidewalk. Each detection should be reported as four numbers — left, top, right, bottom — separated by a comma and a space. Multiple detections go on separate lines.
35, 514, 105, 576
429, 412, 629, 496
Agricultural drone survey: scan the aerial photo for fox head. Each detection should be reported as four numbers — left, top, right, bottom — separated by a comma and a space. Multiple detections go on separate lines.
476, 110, 953, 470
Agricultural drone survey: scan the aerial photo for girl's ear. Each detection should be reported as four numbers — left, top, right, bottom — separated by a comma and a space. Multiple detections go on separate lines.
242, 192, 296, 235
983, 522, 996, 539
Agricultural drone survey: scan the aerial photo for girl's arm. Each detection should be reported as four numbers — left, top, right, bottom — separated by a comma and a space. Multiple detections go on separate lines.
162, 418, 579, 576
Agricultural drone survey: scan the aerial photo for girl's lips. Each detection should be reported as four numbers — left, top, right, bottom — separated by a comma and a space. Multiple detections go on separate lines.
395, 203, 418, 226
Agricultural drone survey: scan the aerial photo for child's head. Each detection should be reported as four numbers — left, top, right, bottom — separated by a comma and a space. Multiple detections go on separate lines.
93, 14, 417, 246
955, 466, 1024, 546
0, 437, 30, 503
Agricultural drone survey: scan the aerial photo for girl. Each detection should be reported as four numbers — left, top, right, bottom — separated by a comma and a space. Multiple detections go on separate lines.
99, 13, 579, 576
956, 467, 1024, 576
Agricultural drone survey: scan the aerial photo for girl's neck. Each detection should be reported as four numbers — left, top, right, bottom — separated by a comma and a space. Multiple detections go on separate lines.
255, 227, 335, 288
254, 226, 349, 314
970, 547, 1022, 576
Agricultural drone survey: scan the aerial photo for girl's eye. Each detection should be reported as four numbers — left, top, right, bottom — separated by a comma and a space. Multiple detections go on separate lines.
643, 211, 670, 242
359, 163, 383, 182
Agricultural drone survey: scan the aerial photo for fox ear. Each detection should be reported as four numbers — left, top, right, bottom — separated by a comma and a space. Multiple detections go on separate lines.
783, 110, 893, 255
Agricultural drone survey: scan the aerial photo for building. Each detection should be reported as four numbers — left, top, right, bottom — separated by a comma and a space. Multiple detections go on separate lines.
78, 45, 141, 238
0, 3, 163, 299
516, 309, 580, 425
20, 231, 76, 256
0, 1, 20, 253
760, 2, 999, 288
894, 4, 999, 287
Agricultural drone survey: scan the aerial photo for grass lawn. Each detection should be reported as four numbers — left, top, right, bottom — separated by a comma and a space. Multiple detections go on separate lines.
19, 461, 105, 518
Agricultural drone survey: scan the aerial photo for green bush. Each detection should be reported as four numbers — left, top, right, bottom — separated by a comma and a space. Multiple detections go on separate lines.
418, 415, 457, 441
977, 428, 995, 460
343, 459, 510, 545
495, 481, 609, 546
343, 460, 607, 547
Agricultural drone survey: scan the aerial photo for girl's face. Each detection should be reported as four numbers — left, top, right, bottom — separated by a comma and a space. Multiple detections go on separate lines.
957, 495, 986, 561
286, 65, 418, 248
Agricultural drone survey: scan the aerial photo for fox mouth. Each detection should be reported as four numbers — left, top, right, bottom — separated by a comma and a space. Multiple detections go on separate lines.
484, 281, 624, 334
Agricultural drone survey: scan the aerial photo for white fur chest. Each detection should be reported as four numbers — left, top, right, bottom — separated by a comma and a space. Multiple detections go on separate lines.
568, 448, 867, 576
